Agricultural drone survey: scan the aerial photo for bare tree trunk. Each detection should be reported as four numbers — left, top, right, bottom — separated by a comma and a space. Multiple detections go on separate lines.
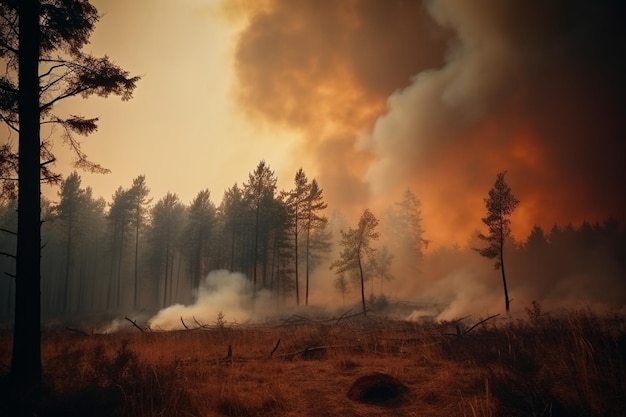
294, 218, 299, 306
253, 206, 259, 291
357, 248, 366, 317
116, 226, 125, 310
305, 223, 310, 306
12, 0, 42, 387
63, 215, 73, 313
500, 245, 510, 314
133, 220, 139, 309
163, 238, 170, 308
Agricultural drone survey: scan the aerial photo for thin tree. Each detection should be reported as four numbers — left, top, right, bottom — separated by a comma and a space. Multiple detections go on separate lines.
386, 189, 427, 276
149, 193, 185, 307
242, 161, 277, 290
107, 187, 132, 310
183, 189, 216, 290
475, 171, 519, 314
219, 184, 246, 273
368, 245, 394, 296
330, 209, 379, 316
128, 175, 151, 309
303, 179, 328, 306
285, 168, 310, 305
333, 274, 349, 307
0, 0, 139, 386
54, 171, 87, 314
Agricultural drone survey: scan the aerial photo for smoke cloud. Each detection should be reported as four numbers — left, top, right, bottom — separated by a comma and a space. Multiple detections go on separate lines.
180, 0, 626, 320
230, 0, 626, 246
148, 270, 276, 330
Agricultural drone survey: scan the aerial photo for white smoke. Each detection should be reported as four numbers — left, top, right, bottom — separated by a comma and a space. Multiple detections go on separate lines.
148, 270, 276, 330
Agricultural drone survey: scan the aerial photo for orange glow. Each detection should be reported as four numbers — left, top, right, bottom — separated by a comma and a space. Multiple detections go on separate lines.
38, 0, 625, 254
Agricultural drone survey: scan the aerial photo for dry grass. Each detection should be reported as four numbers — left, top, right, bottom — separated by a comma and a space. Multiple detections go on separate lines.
0, 306, 624, 417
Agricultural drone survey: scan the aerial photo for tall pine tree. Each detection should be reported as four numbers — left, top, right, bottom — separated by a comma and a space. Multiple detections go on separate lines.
0, 0, 139, 387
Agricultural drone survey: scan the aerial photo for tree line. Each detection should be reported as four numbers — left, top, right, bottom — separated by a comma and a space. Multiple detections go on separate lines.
0, 162, 339, 319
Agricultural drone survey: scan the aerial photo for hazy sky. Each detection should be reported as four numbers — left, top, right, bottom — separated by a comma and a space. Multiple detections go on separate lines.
38, 0, 626, 248
46, 0, 303, 207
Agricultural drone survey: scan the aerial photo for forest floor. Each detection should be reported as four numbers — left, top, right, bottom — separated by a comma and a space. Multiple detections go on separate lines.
0, 305, 625, 417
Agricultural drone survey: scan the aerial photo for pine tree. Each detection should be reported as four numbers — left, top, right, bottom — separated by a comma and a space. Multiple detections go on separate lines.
0, 0, 139, 386
475, 171, 519, 314
330, 209, 379, 316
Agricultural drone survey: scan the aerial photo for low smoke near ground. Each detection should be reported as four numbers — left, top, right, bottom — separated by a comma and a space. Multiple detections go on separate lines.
148, 270, 277, 330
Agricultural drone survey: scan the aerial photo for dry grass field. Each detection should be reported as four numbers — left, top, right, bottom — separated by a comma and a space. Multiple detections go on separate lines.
1, 305, 625, 417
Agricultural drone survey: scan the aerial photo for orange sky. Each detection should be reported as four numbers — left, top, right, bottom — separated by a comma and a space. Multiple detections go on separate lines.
35, 0, 626, 248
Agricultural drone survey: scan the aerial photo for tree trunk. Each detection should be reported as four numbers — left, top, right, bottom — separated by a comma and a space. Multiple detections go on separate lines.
163, 236, 170, 308
12, 0, 43, 387
116, 224, 125, 309
133, 220, 139, 309
305, 223, 311, 306
294, 212, 299, 306
63, 214, 73, 313
253, 205, 259, 291
500, 246, 510, 314
357, 250, 366, 317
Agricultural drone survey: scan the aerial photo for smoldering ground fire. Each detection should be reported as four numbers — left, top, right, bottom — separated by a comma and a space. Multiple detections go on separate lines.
148, 270, 277, 330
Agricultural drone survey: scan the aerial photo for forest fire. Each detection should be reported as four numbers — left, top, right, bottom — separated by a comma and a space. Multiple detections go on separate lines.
232, 0, 626, 246
1, 0, 625, 415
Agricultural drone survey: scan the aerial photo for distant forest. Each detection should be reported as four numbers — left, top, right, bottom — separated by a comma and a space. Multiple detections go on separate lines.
1, 160, 625, 321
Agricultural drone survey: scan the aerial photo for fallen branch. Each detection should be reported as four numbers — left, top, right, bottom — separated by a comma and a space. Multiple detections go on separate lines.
280, 309, 368, 326
442, 314, 501, 337
66, 327, 90, 336
462, 313, 501, 335
269, 338, 281, 358
192, 316, 210, 329
124, 316, 145, 333
275, 344, 356, 360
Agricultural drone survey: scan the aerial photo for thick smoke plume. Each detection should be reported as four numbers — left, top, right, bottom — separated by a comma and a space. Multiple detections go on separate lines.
231, 0, 626, 245
149, 270, 276, 330
222, 0, 626, 317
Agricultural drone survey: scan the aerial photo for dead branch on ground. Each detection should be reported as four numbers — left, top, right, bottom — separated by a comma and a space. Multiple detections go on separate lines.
125, 316, 145, 333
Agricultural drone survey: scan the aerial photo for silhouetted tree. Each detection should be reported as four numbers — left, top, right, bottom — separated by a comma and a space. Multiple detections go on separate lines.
303, 179, 328, 306
54, 171, 88, 313
386, 189, 427, 277
368, 245, 394, 295
525, 225, 548, 251
330, 209, 380, 316
148, 193, 185, 307
285, 168, 310, 305
183, 189, 216, 290
265, 193, 292, 294
218, 184, 247, 273
107, 187, 132, 310
0, 0, 138, 386
243, 161, 277, 290
334, 274, 349, 307
475, 171, 519, 314
75, 187, 106, 313
128, 175, 151, 309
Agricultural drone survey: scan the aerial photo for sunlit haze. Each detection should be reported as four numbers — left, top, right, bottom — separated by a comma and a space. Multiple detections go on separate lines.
39, 0, 626, 248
